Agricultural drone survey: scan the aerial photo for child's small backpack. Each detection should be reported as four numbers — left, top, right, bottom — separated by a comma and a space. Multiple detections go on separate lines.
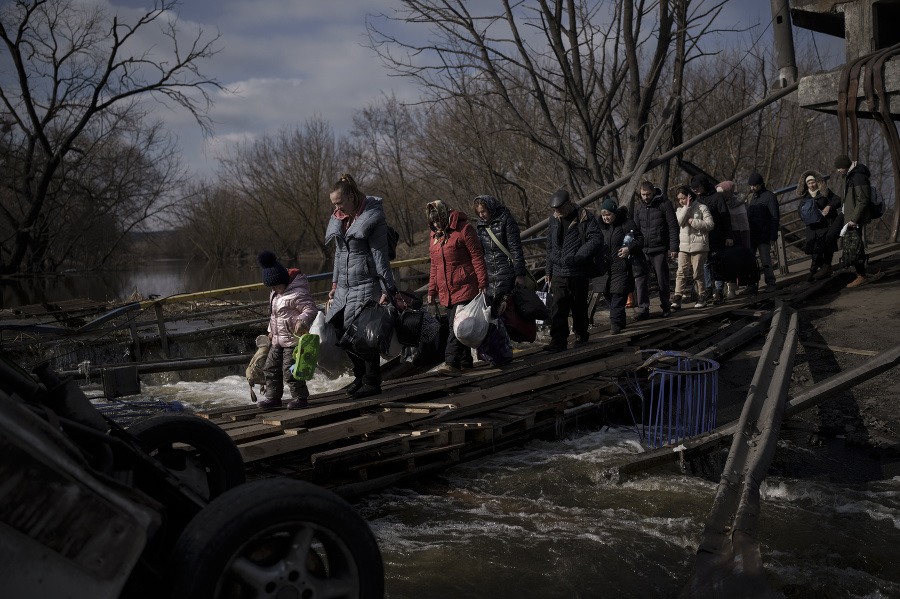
246, 334, 271, 402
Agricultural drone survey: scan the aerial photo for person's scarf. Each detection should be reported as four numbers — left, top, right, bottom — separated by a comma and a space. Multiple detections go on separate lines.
334, 196, 368, 234
427, 201, 452, 246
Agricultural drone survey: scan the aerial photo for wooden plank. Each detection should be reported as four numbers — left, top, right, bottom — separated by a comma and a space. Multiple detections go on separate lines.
310, 434, 406, 466
801, 342, 879, 357
238, 410, 419, 462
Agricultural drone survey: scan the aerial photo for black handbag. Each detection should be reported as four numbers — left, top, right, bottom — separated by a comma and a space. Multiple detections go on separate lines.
510, 285, 549, 321
396, 310, 424, 346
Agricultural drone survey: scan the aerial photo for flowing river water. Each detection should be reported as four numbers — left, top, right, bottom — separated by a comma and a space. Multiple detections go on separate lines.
86, 375, 900, 599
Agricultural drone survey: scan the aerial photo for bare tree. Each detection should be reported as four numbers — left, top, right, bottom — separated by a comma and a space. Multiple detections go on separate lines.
0, 0, 222, 274
352, 93, 424, 246
366, 0, 732, 200
216, 117, 355, 261
177, 182, 251, 263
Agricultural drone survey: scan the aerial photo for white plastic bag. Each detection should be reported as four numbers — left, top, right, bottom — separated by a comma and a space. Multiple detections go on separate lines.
453, 293, 491, 348
310, 310, 343, 375
535, 283, 552, 326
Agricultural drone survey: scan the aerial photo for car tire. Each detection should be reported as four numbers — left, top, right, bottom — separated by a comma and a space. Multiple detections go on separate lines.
127, 413, 245, 500
167, 478, 384, 599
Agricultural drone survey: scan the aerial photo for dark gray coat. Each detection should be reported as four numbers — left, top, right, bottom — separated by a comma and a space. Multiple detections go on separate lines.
747, 186, 781, 245
545, 206, 604, 279
695, 175, 734, 252
474, 195, 526, 297
633, 188, 679, 254
325, 197, 397, 327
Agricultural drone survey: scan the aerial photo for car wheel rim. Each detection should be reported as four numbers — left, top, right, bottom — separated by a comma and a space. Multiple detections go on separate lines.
215, 520, 361, 599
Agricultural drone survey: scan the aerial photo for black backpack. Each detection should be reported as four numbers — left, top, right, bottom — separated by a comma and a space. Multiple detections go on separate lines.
386, 225, 399, 260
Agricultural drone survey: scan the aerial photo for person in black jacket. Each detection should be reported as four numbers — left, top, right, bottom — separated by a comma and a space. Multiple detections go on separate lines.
742, 172, 781, 294
473, 194, 527, 307
690, 174, 734, 304
595, 198, 645, 335
543, 190, 604, 351
632, 181, 679, 319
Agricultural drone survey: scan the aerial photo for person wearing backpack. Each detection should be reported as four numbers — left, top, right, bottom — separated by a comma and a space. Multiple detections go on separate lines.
256, 251, 318, 410
543, 190, 605, 349
834, 154, 872, 288
796, 170, 842, 282
632, 181, 679, 320
326, 173, 405, 400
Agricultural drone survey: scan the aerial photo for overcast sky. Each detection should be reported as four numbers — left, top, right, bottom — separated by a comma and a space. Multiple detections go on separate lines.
103, 0, 845, 182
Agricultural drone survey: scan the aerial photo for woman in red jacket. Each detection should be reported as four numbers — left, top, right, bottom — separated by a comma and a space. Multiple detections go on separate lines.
426, 201, 489, 374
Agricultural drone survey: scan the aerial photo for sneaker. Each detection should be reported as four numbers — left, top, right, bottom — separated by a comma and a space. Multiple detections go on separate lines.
342, 378, 363, 395
257, 398, 283, 409
542, 344, 564, 353
286, 398, 308, 410
846, 274, 868, 288
739, 285, 758, 296
694, 299, 707, 308
712, 291, 724, 305
610, 323, 622, 335
633, 311, 649, 322
765, 284, 777, 292
437, 364, 463, 376
661, 310, 672, 318
671, 295, 682, 310
352, 384, 382, 399
574, 334, 590, 346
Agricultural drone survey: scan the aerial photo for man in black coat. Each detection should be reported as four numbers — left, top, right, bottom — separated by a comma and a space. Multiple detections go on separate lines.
543, 190, 604, 352
690, 174, 734, 304
632, 181, 679, 319
742, 172, 781, 294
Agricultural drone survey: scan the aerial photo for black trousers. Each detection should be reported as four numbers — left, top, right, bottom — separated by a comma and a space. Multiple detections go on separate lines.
332, 307, 382, 387
549, 276, 589, 346
445, 302, 474, 368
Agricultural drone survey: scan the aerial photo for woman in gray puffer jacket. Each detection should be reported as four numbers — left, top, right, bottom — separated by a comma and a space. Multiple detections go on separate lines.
325, 173, 401, 400
473, 195, 527, 304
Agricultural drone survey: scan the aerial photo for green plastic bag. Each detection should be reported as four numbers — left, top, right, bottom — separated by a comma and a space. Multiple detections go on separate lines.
290, 333, 320, 381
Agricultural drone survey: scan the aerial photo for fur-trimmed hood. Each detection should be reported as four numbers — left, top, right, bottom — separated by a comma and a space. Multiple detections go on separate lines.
797, 169, 830, 199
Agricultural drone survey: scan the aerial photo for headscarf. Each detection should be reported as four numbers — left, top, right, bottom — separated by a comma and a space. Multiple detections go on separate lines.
426, 200, 452, 246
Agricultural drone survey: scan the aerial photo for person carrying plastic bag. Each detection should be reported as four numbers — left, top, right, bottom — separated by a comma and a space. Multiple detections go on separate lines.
256, 251, 318, 410
425, 200, 489, 376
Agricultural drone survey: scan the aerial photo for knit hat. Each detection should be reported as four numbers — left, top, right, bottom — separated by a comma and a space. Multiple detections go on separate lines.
599, 198, 618, 214
748, 172, 764, 186
834, 154, 852, 169
257, 250, 290, 287
805, 175, 816, 183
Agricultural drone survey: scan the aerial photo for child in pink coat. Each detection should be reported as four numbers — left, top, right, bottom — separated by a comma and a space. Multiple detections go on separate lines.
257, 251, 318, 409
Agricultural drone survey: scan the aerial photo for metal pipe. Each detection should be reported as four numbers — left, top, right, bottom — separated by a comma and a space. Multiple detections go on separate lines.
520, 82, 800, 238
770, 0, 798, 87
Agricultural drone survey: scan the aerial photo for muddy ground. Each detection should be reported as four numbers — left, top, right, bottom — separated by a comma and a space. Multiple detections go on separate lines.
709, 250, 900, 482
